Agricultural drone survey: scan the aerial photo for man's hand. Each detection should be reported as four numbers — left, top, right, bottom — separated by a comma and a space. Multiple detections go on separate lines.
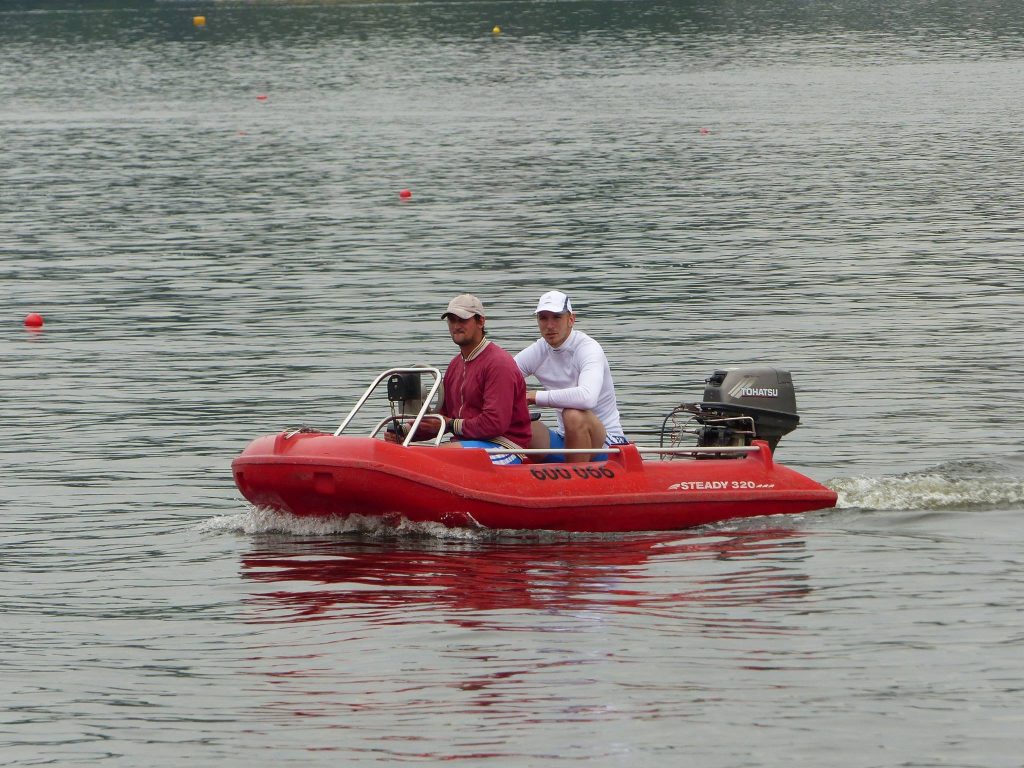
383, 420, 408, 443
386, 418, 447, 443
526, 390, 538, 406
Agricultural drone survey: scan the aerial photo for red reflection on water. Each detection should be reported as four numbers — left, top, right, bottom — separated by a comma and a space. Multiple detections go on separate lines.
240, 529, 810, 624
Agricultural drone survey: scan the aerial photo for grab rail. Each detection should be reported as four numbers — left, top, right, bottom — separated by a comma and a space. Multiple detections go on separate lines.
479, 446, 759, 456
335, 367, 444, 448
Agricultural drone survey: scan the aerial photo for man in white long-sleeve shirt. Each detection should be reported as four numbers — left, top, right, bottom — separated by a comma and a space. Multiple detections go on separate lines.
514, 290, 628, 463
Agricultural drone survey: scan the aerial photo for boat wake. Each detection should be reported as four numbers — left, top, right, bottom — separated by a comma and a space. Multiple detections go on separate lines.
197, 506, 486, 539
197, 507, 670, 541
830, 456, 1024, 511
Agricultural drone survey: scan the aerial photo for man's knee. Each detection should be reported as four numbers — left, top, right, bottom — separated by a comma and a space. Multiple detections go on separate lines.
561, 408, 589, 432
530, 421, 551, 449
562, 409, 605, 442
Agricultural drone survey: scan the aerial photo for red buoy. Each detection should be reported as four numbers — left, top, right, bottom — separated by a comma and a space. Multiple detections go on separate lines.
399, 188, 412, 199
256, 94, 268, 101
24, 312, 44, 328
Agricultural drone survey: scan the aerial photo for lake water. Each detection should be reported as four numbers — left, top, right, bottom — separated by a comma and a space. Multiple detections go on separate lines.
2, 1, 1023, 765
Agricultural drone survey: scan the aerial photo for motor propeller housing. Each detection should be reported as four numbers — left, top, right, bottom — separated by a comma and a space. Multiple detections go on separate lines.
663, 367, 801, 454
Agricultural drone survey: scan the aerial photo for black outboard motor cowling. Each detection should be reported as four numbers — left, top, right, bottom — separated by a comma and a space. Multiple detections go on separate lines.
664, 367, 801, 454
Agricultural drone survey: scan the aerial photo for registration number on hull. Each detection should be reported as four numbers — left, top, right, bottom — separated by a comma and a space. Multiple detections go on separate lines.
530, 466, 616, 481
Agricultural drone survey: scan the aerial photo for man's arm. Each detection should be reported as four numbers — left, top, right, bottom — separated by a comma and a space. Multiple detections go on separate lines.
535, 342, 606, 410
513, 339, 543, 377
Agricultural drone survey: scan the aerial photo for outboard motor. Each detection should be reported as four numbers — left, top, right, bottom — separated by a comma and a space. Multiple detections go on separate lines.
662, 367, 800, 455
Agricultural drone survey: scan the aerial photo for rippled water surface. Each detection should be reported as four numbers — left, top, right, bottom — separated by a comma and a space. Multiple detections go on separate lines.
3, 1, 1024, 766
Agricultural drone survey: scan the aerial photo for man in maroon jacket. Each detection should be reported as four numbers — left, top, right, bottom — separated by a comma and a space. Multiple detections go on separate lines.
411, 294, 532, 464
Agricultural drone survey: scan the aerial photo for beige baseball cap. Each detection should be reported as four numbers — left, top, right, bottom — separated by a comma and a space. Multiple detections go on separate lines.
442, 294, 485, 320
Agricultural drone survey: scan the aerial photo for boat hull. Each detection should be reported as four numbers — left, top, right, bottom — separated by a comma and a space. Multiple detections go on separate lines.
231, 432, 837, 532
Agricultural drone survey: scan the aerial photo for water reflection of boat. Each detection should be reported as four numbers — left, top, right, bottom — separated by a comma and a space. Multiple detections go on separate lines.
232, 367, 837, 532
240, 530, 811, 620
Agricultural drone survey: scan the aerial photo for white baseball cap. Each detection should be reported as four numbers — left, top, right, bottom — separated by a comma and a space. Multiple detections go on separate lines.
535, 290, 573, 314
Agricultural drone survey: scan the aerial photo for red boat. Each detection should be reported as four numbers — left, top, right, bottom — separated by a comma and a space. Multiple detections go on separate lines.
232, 367, 837, 532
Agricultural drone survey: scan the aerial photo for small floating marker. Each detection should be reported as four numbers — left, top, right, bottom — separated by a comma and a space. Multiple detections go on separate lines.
24, 312, 44, 328
256, 94, 268, 101
492, 25, 502, 35
699, 127, 711, 135
399, 188, 412, 200
193, 15, 206, 28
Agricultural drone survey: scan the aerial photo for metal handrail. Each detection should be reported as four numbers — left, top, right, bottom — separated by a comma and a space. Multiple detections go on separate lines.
334, 367, 444, 448
478, 445, 760, 456
637, 446, 758, 456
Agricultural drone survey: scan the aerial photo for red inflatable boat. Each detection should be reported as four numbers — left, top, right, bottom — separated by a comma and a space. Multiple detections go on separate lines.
232, 367, 837, 532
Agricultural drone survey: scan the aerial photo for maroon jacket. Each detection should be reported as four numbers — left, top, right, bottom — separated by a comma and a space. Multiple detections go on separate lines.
441, 340, 532, 449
